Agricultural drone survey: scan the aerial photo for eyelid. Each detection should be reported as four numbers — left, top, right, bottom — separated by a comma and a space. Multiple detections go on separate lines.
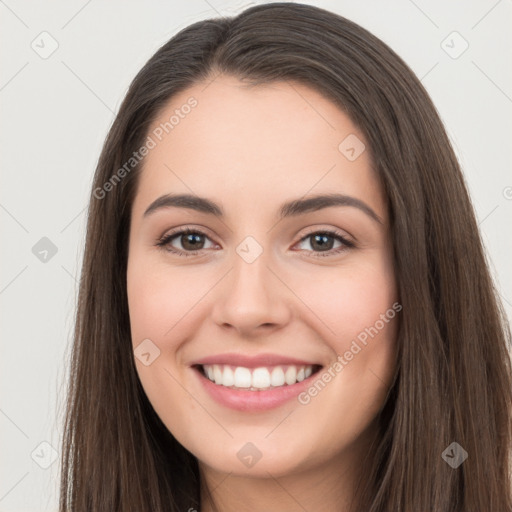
299, 225, 354, 243
157, 224, 217, 243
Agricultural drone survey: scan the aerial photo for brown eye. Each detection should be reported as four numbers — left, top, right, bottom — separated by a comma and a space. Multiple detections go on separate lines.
309, 233, 336, 251
180, 232, 206, 250
295, 230, 355, 258
156, 228, 215, 257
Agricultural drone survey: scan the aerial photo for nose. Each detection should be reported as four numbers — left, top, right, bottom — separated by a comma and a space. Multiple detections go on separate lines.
210, 249, 292, 338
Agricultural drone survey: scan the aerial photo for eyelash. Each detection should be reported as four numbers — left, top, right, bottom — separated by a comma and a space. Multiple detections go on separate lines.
156, 227, 355, 258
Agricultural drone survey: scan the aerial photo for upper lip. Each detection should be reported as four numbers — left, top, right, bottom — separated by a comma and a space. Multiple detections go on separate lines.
190, 352, 322, 368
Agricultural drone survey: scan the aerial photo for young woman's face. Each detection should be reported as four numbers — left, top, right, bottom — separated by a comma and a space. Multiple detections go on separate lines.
127, 75, 399, 480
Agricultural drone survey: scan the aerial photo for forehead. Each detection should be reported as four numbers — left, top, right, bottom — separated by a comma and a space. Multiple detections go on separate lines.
133, 75, 385, 221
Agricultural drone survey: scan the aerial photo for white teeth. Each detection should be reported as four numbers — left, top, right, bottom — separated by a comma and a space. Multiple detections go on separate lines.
233, 367, 252, 388
223, 366, 235, 387
252, 367, 271, 389
284, 366, 297, 385
213, 364, 223, 385
202, 364, 316, 390
270, 366, 285, 387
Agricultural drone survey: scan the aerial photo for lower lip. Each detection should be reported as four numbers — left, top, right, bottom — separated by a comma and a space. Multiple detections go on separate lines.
193, 366, 320, 412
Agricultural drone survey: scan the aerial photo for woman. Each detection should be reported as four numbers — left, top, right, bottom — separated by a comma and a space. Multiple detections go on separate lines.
60, 3, 512, 511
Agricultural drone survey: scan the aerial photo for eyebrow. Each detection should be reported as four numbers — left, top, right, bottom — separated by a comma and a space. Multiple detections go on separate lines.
143, 192, 383, 224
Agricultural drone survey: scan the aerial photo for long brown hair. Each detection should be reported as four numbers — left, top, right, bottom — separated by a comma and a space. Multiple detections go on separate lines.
59, 2, 512, 510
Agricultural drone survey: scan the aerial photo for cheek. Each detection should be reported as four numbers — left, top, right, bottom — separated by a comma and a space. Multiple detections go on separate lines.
127, 258, 202, 346
333, 273, 397, 347
283, 264, 398, 466
289, 253, 399, 408
126, 258, 204, 443
291, 254, 398, 348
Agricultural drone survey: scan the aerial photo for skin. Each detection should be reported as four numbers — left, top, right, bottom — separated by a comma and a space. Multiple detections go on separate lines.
127, 74, 399, 512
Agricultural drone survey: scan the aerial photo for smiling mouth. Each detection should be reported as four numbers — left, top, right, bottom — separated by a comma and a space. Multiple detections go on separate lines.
194, 363, 323, 391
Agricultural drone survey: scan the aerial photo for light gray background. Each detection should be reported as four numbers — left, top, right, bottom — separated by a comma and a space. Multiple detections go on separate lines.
1, 1, 511, 510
